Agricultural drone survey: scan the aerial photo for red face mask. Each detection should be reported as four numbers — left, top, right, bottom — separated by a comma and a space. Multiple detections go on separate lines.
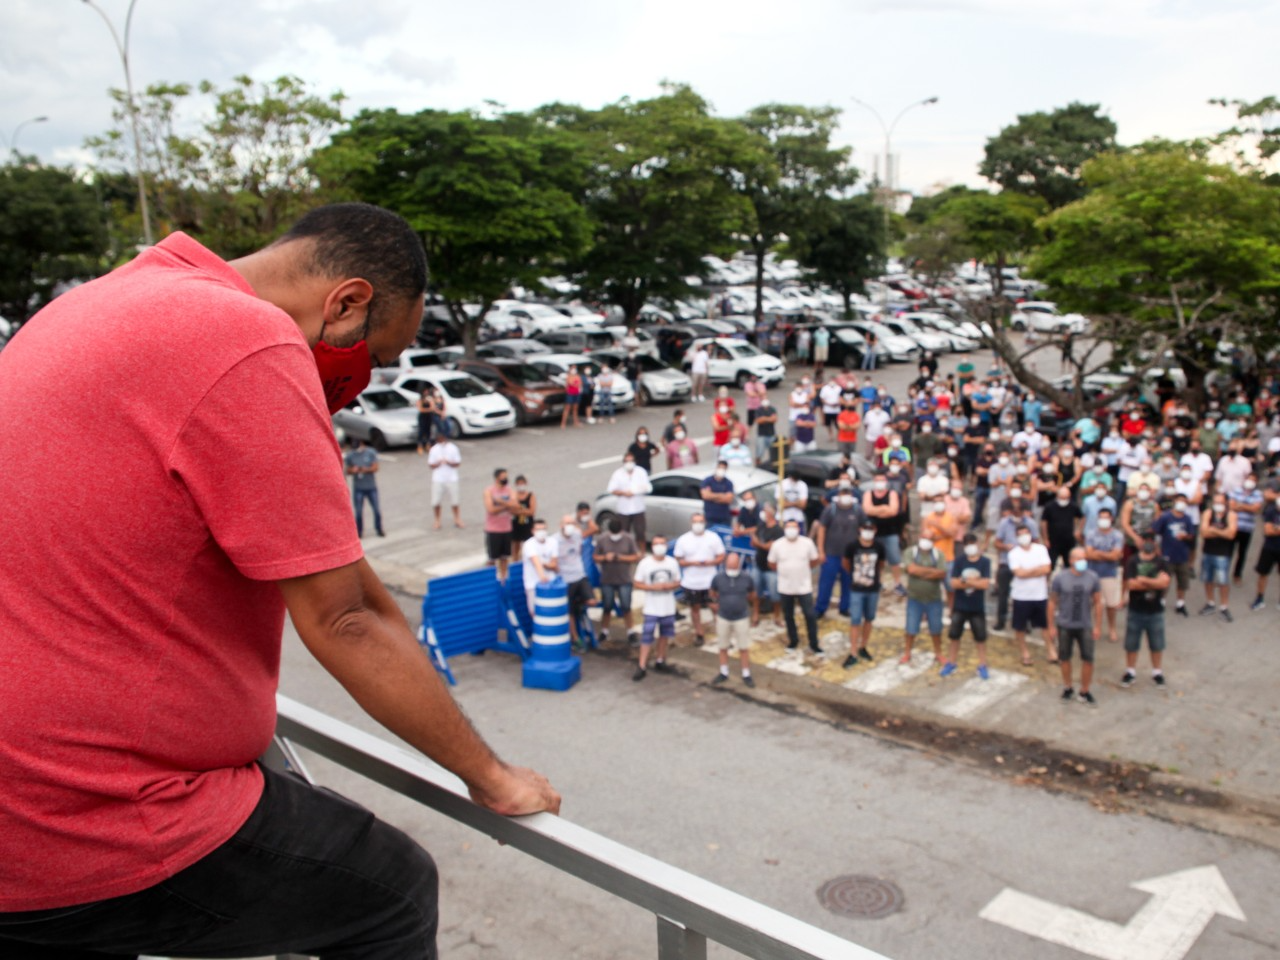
313, 339, 371, 415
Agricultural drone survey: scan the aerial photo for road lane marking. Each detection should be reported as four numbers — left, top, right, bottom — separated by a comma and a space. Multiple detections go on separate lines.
935, 669, 1029, 719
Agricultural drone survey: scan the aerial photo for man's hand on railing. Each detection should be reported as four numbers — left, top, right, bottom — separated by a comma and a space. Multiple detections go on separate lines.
468, 762, 562, 817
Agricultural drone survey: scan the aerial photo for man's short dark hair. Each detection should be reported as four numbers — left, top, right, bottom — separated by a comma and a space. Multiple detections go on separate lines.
493, 467, 507, 479
278, 203, 427, 328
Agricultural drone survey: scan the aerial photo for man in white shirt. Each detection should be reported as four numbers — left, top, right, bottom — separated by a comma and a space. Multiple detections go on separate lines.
1012, 425, 1045, 459
1215, 442, 1254, 494
521, 519, 559, 616
427, 433, 463, 530
864, 405, 890, 457
768, 519, 823, 654
690, 345, 710, 402
606, 454, 652, 545
632, 536, 682, 680
788, 379, 814, 431
673, 513, 726, 647
916, 458, 950, 516
778, 470, 810, 530
819, 379, 843, 442
1008, 526, 1054, 666
1179, 447, 1214, 488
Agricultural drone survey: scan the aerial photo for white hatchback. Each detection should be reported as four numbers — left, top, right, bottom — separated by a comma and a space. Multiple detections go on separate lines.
391, 370, 516, 438
682, 337, 785, 387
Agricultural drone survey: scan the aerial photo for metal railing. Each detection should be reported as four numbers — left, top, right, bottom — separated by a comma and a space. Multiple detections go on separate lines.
269, 695, 888, 960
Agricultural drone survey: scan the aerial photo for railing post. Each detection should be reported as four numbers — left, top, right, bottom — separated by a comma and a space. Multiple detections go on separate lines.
657, 915, 707, 960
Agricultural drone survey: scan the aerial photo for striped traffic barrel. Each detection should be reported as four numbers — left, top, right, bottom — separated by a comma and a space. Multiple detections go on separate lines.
532, 576, 572, 660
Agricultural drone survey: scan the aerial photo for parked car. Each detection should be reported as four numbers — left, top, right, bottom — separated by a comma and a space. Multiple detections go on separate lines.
589, 349, 693, 405
331, 387, 420, 450
483, 300, 590, 337
477, 338, 554, 361
553, 303, 608, 324
533, 327, 617, 354
845, 320, 920, 363
453, 359, 567, 425
372, 348, 452, 384
593, 464, 780, 542
525, 354, 635, 410
389, 370, 516, 438
904, 311, 984, 347
603, 324, 660, 359
879, 316, 953, 355
822, 324, 871, 369
681, 337, 785, 386
759, 447, 877, 525
415, 314, 462, 349
682, 319, 741, 339
1010, 301, 1087, 334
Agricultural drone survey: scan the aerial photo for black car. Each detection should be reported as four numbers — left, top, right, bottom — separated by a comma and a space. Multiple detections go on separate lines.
761, 447, 878, 525
533, 328, 616, 354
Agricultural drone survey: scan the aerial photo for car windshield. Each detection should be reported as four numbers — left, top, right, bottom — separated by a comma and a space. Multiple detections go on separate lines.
408, 354, 441, 367
502, 364, 552, 386
361, 391, 410, 411
727, 342, 762, 357
441, 377, 492, 399
833, 328, 862, 343
634, 354, 672, 372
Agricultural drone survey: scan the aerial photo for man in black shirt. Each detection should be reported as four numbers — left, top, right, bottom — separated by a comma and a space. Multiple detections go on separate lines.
1040, 485, 1083, 571
1121, 534, 1172, 688
842, 520, 884, 666
750, 502, 784, 627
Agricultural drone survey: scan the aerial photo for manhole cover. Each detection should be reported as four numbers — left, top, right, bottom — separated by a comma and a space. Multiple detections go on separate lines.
816, 875, 904, 919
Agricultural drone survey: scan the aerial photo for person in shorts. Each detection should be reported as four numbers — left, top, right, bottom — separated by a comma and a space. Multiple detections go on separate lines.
944, 534, 992, 679
900, 535, 947, 664
482, 468, 516, 581
841, 520, 884, 666
1008, 527, 1053, 665
751, 502, 784, 627
552, 514, 592, 648
1198, 493, 1238, 622
1084, 507, 1125, 644
595, 517, 641, 642
1121, 534, 1172, 688
632, 536, 681, 680
710, 553, 757, 687
1152, 496, 1196, 616
673, 513, 726, 647
427, 432, 463, 529
1048, 547, 1103, 704
1250, 496, 1280, 610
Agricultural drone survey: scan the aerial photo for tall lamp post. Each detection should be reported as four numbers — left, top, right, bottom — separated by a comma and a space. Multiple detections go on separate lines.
5, 115, 49, 155
81, 0, 153, 246
849, 95, 939, 200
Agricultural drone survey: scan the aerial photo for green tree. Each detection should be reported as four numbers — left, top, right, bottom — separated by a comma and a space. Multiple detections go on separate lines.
939, 191, 1045, 302
735, 104, 855, 320
902, 211, 970, 293
979, 102, 1117, 208
790, 194, 886, 318
1209, 95, 1280, 184
0, 160, 109, 321
1028, 146, 1280, 411
904, 184, 982, 225
314, 107, 591, 355
564, 86, 760, 326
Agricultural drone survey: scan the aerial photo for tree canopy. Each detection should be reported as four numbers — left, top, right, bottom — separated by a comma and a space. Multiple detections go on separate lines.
979, 102, 1117, 208
790, 195, 885, 318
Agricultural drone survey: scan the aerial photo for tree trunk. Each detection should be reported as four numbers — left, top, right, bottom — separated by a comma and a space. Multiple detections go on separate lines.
841, 287, 853, 320
752, 235, 767, 323
448, 299, 479, 360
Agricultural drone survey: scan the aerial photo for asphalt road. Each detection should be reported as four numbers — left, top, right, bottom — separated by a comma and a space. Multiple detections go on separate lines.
300, 343, 1280, 959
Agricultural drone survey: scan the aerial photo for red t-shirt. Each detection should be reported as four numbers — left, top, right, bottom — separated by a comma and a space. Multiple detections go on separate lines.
0, 233, 363, 909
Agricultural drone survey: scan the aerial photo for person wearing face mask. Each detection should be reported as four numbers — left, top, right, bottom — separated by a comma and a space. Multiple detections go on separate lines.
1249, 492, 1280, 610
862, 470, 906, 596
912, 416, 944, 465
983, 451, 1016, 537
0, 204, 564, 957
750, 503, 785, 627
917, 457, 949, 517
343, 436, 385, 540
1229, 478, 1265, 585
1084, 508, 1126, 644
813, 483, 864, 620
522, 518, 560, 616
674, 512, 727, 646
1008, 524, 1054, 666
863, 399, 891, 458
1047, 547, 1103, 704
509, 474, 537, 561
1119, 482, 1162, 561
793, 404, 818, 454
1215, 443, 1254, 500
709, 553, 758, 687
595, 518, 642, 643
482, 468, 517, 582
753, 398, 779, 465
553, 514, 593, 648
768, 521, 823, 654
428, 431, 464, 531
627, 427, 660, 473
836, 399, 862, 458
1127, 460, 1161, 504
607, 455, 652, 547
842, 520, 884, 666
743, 373, 767, 426
1198, 494, 1238, 621
700, 460, 736, 530
941, 534, 993, 679
1040, 485, 1084, 572
689, 343, 710, 402
719, 433, 754, 468
900, 532, 947, 665
632, 537, 682, 679
662, 409, 687, 445
1121, 534, 1172, 688
666, 424, 700, 470
1152, 491, 1198, 619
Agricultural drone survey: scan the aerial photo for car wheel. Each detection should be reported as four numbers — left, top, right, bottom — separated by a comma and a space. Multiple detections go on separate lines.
445, 417, 463, 439
369, 429, 388, 451
735, 370, 752, 388
638, 384, 652, 405
1012, 320, 1026, 332
514, 405, 528, 426
596, 510, 618, 532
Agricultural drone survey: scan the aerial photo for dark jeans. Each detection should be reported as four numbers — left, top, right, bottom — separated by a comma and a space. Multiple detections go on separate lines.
353, 487, 383, 536
0, 765, 439, 960
995, 563, 1013, 628
1231, 529, 1253, 580
814, 555, 852, 618
781, 592, 820, 650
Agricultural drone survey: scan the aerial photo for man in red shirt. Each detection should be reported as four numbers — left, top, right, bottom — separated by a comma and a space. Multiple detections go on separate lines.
0, 204, 559, 959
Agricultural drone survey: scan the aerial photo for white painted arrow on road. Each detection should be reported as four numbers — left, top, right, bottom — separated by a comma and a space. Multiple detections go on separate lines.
980, 865, 1245, 960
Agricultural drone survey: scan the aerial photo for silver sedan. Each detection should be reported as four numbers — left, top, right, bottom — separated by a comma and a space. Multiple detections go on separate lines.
593, 463, 780, 542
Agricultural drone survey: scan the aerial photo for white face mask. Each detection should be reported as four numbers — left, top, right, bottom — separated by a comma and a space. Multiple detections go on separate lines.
563, 525, 577, 538
784, 527, 799, 540
691, 522, 706, 534
1057, 496, 1070, 506
918, 538, 934, 552
534, 529, 548, 542
964, 544, 981, 558
1137, 489, 1151, 501
873, 480, 888, 492
1098, 518, 1113, 530
1245, 480, 1257, 491
730, 439, 740, 447
609, 531, 623, 541
837, 494, 854, 508
889, 465, 901, 475
1174, 501, 1187, 513
742, 499, 756, 509
921, 425, 932, 433
859, 531, 876, 543
637, 434, 648, 444
1212, 503, 1226, 514
998, 456, 1010, 466
624, 462, 635, 472
674, 431, 686, 441
950, 488, 963, 499
725, 567, 741, 578
714, 469, 727, 480
1017, 534, 1033, 548
653, 543, 668, 557
1179, 471, 1191, 481
927, 464, 940, 476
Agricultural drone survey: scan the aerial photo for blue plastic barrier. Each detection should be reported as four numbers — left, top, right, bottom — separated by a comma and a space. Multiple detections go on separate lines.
523, 577, 582, 691
419, 567, 525, 685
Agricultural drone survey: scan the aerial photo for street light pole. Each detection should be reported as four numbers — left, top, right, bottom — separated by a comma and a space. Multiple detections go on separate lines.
849, 95, 939, 197
82, 0, 154, 246
5, 115, 49, 155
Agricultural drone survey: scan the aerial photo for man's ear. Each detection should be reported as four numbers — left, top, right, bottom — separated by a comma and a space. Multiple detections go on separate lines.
321, 278, 375, 334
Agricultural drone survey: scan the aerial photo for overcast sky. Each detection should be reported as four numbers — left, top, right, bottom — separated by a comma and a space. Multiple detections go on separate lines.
2, 0, 1275, 195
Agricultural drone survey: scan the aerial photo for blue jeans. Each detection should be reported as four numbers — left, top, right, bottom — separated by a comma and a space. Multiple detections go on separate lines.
905, 598, 945, 636
861, 349, 876, 371
1124, 609, 1166, 653
814, 555, 852, 617
0, 764, 439, 960
353, 487, 383, 536
753, 565, 779, 603
597, 389, 615, 419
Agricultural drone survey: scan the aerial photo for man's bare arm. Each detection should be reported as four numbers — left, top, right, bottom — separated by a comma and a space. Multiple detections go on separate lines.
279, 559, 560, 817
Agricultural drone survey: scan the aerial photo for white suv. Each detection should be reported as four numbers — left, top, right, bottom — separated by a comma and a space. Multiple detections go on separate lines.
682, 337, 785, 387
1010, 301, 1087, 334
